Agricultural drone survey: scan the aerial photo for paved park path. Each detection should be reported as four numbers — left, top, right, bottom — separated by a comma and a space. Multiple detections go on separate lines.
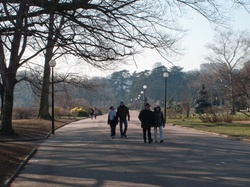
11, 110, 250, 187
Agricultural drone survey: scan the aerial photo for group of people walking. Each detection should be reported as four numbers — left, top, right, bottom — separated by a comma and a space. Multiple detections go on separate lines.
108, 101, 130, 139
107, 101, 165, 143
138, 103, 165, 143
90, 107, 98, 119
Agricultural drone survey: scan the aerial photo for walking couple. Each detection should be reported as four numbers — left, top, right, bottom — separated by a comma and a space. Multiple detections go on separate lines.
138, 103, 165, 144
107, 101, 130, 139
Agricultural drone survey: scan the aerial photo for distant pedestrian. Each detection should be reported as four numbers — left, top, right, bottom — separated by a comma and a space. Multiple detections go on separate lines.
138, 103, 154, 144
94, 107, 98, 119
107, 106, 118, 139
117, 100, 130, 138
90, 108, 94, 119
153, 106, 165, 143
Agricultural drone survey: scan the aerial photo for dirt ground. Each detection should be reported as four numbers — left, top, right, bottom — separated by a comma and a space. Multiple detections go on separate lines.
0, 118, 77, 186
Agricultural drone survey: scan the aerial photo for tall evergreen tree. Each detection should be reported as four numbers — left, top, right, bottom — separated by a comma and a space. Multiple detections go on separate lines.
195, 84, 212, 114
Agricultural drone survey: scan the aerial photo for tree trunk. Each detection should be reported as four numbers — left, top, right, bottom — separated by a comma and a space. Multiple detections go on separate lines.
0, 1, 30, 135
37, 41, 55, 119
37, 59, 51, 119
0, 77, 16, 135
37, 13, 56, 119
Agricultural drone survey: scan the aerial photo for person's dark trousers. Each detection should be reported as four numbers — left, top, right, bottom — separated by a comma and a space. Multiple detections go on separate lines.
119, 118, 128, 137
110, 121, 116, 137
143, 128, 152, 143
110, 124, 116, 137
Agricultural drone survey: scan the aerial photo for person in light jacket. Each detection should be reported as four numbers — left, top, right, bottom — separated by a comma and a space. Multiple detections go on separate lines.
138, 103, 154, 144
107, 106, 118, 139
153, 106, 165, 143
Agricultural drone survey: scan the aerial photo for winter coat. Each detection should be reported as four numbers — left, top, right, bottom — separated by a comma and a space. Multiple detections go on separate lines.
117, 105, 130, 120
153, 110, 164, 127
138, 109, 154, 129
108, 110, 118, 125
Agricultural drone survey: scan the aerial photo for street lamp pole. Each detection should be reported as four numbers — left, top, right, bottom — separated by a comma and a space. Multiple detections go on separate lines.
163, 72, 169, 125
141, 91, 144, 109
138, 94, 141, 110
49, 60, 56, 134
143, 85, 147, 105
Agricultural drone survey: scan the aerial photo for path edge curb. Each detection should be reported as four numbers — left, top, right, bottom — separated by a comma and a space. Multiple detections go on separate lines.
3, 148, 37, 187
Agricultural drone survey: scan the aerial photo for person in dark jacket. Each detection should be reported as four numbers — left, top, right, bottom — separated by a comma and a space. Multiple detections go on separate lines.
153, 106, 165, 143
138, 103, 154, 144
107, 106, 118, 139
117, 101, 130, 138
90, 108, 94, 119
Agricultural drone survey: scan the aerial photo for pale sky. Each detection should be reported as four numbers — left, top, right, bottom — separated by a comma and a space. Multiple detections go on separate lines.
122, 5, 250, 74
58, 3, 250, 77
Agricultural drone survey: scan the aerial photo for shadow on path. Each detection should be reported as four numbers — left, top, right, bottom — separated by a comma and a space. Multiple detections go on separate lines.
11, 111, 250, 187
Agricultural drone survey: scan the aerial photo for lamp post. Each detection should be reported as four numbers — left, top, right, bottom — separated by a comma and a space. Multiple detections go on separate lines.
138, 94, 141, 110
143, 85, 147, 105
163, 72, 169, 125
49, 59, 56, 134
135, 98, 138, 110
141, 91, 144, 109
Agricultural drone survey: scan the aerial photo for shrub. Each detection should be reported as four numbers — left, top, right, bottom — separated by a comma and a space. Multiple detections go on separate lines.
199, 112, 232, 123
78, 109, 89, 117
13, 107, 36, 119
70, 107, 89, 117
54, 107, 70, 118
221, 112, 232, 123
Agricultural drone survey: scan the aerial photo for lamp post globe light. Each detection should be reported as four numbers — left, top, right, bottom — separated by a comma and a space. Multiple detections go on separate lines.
49, 60, 56, 134
143, 85, 147, 105
163, 72, 169, 125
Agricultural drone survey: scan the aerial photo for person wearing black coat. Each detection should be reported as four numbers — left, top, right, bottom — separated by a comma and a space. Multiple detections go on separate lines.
138, 103, 154, 144
117, 101, 130, 138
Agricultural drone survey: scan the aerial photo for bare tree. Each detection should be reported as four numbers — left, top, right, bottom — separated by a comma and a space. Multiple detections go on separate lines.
232, 0, 250, 14
204, 30, 250, 114
234, 61, 250, 115
0, 1, 230, 134
36, 0, 233, 119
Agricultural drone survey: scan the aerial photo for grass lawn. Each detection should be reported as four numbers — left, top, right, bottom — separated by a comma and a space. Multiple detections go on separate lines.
168, 118, 250, 140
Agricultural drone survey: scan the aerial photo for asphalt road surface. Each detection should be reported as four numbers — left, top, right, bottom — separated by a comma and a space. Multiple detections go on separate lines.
11, 110, 250, 187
